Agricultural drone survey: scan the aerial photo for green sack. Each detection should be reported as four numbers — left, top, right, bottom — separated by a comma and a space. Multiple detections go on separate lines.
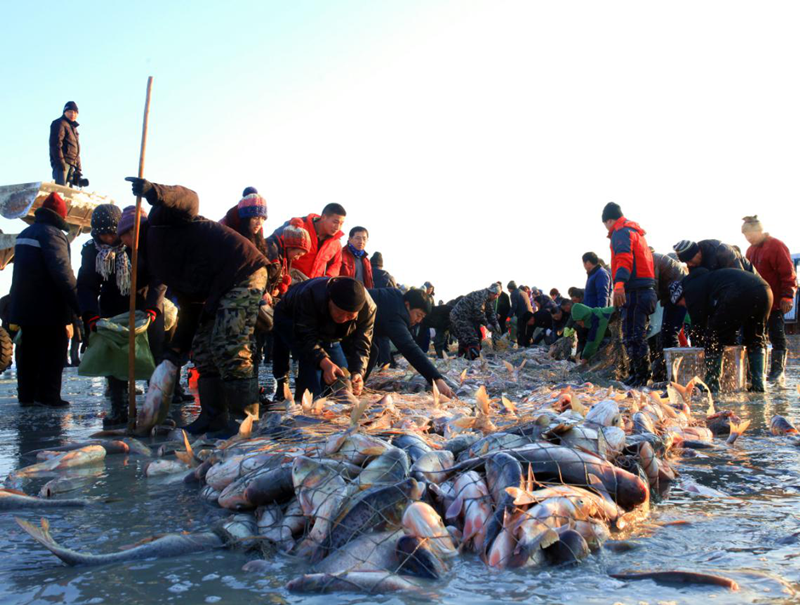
78, 311, 155, 381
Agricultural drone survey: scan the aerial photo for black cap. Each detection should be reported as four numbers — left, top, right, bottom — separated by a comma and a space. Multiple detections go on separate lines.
63, 101, 79, 113
601, 202, 623, 222
327, 277, 367, 313
242, 186, 258, 197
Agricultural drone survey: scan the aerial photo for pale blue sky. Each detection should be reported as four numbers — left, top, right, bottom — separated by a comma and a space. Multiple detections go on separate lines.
1, 1, 798, 301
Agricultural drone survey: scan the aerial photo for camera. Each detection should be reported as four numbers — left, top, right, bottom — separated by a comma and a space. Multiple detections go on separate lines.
70, 170, 89, 188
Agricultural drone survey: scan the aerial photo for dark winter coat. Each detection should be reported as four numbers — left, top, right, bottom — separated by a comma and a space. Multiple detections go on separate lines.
681, 268, 771, 329
534, 294, 558, 314
275, 277, 376, 376
143, 183, 268, 316
77, 227, 166, 320
372, 267, 397, 289
49, 115, 81, 170
264, 233, 292, 296
696, 239, 755, 273
496, 291, 511, 328
9, 208, 79, 326
422, 304, 453, 332
584, 264, 612, 308
510, 288, 532, 319
745, 235, 796, 310
368, 288, 442, 382
608, 217, 655, 291
652, 252, 688, 304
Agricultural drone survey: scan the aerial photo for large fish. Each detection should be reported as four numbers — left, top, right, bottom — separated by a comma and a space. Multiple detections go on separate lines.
320, 478, 421, 561
356, 448, 410, 489
507, 443, 648, 510
295, 463, 349, 558
135, 359, 178, 436
312, 530, 402, 574
446, 471, 492, 552
410, 450, 455, 484
482, 452, 522, 556
324, 432, 393, 466
9, 445, 106, 480
286, 571, 419, 594
402, 501, 457, 559
16, 518, 224, 566
770, 415, 798, 436
0, 489, 91, 510
395, 535, 449, 579
218, 463, 294, 510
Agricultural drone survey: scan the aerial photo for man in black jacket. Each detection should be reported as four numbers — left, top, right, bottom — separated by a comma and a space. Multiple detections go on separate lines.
673, 239, 756, 273
50, 101, 82, 186
273, 277, 376, 400
671, 268, 772, 393
9, 192, 80, 407
365, 288, 455, 398
370, 252, 397, 289
650, 251, 688, 381
125, 178, 268, 436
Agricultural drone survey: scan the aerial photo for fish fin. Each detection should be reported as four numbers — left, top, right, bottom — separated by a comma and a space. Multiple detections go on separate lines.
432, 381, 440, 407
569, 395, 586, 417
301, 390, 313, 414
503, 361, 514, 374
501, 396, 517, 415
520, 360, 527, 369
312, 397, 327, 414
460, 369, 467, 384
282, 381, 293, 403
597, 429, 609, 460
350, 399, 370, 427
539, 528, 560, 550
475, 386, 491, 417
526, 464, 536, 491
445, 496, 463, 520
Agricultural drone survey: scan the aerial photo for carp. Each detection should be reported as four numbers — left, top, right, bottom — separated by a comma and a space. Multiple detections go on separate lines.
0, 489, 91, 510
286, 571, 419, 594
135, 359, 178, 436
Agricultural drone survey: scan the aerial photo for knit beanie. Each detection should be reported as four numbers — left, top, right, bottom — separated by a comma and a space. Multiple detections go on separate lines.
63, 101, 79, 113
91, 204, 122, 238
327, 277, 367, 312
601, 202, 623, 222
41, 192, 67, 219
488, 283, 502, 295
370, 251, 384, 268
237, 193, 267, 220
673, 240, 700, 263
281, 223, 311, 253
741, 215, 763, 234
242, 186, 258, 197
118, 205, 148, 236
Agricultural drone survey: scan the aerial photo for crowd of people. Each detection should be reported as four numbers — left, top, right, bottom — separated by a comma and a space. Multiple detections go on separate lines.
3, 102, 797, 435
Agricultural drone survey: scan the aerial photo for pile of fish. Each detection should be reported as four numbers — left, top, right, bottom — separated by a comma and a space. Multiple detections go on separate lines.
6, 349, 798, 595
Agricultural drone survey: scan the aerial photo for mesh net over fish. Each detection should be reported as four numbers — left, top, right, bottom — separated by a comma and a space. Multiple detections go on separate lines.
198, 348, 691, 589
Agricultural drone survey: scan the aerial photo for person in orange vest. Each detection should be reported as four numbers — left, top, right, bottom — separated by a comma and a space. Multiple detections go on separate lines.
602, 202, 657, 387
272, 204, 346, 279
340, 226, 373, 287
742, 215, 797, 387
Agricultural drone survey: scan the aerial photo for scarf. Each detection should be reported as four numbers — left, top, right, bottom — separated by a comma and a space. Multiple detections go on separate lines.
94, 240, 132, 296
348, 243, 367, 258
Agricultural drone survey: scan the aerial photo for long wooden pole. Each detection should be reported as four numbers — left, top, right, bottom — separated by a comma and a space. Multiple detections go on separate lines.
128, 76, 154, 432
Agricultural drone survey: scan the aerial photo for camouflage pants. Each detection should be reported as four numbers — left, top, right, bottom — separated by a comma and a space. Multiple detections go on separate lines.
449, 309, 482, 348
192, 268, 267, 381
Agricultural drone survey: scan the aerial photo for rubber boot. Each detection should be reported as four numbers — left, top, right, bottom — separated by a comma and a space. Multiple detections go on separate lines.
103, 378, 129, 428
638, 352, 652, 387
183, 375, 228, 435
767, 349, 787, 387
271, 376, 289, 404
213, 378, 260, 439
624, 358, 643, 388
747, 348, 766, 393
704, 351, 723, 394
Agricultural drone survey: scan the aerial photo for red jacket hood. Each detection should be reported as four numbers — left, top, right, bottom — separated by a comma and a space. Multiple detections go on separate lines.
607, 216, 646, 238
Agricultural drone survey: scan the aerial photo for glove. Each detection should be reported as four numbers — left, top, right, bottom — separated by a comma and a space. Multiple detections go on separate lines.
145, 308, 159, 323
83, 314, 100, 332
80, 331, 90, 354
124, 177, 154, 199
563, 327, 575, 338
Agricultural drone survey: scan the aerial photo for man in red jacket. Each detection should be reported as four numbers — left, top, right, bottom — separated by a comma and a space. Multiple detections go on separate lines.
602, 202, 657, 386
742, 215, 797, 386
340, 226, 373, 287
273, 203, 346, 279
